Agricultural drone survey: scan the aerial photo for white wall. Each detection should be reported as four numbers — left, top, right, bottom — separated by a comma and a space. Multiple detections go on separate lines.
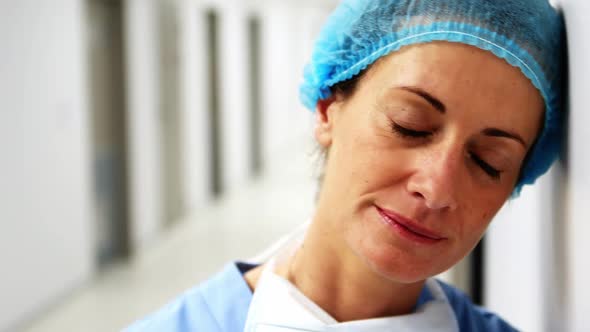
485, 178, 554, 331
178, 0, 212, 213
124, 0, 164, 250
0, 1, 94, 330
258, 2, 331, 171
217, 0, 252, 192
562, 0, 590, 330
260, 2, 302, 167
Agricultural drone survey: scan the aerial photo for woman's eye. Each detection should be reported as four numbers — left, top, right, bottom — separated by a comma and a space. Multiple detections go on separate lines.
470, 152, 502, 180
391, 122, 432, 138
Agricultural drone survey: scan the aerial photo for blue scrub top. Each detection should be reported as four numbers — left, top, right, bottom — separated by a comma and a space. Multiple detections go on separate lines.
124, 262, 518, 332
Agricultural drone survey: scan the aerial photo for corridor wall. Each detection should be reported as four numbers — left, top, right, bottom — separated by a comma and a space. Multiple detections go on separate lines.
0, 1, 94, 331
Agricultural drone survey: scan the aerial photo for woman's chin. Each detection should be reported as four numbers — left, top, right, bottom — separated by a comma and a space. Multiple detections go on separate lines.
360, 246, 437, 283
348, 227, 450, 283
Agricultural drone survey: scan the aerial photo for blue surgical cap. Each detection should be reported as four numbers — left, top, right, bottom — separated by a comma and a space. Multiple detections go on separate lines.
300, 0, 566, 194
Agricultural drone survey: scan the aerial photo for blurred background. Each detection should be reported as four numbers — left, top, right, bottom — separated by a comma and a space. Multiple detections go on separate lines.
0, 0, 588, 331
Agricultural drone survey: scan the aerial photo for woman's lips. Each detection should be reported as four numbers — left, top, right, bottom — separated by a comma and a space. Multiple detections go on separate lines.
375, 205, 446, 244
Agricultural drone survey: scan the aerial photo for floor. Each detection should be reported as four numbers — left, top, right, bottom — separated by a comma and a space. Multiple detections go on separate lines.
22, 143, 318, 332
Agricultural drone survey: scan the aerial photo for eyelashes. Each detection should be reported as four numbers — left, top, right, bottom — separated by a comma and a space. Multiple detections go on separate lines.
390, 121, 503, 180
391, 122, 432, 138
470, 152, 502, 180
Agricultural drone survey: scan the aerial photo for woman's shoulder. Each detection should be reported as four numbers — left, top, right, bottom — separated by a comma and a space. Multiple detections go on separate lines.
123, 262, 255, 332
435, 279, 519, 332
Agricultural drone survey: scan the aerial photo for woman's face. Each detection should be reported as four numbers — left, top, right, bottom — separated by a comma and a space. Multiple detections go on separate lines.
314, 42, 544, 283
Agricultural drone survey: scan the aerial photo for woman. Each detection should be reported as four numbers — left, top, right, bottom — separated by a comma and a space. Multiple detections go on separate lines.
126, 0, 565, 331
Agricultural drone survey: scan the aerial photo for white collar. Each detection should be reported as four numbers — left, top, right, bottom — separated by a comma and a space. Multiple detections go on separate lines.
244, 224, 459, 332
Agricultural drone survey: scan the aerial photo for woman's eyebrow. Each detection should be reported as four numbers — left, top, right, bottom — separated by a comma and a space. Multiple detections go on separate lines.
397, 86, 446, 113
482, 128, 527, 148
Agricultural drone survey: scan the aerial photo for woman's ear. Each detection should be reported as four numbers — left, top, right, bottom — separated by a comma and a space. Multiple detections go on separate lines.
314, 95, 340, 148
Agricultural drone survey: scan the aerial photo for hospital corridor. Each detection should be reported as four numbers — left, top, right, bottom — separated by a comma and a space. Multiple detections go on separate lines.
1, 0, 589, 331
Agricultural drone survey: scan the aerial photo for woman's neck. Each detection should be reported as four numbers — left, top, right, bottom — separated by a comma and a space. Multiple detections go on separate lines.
279, 219, 426, 322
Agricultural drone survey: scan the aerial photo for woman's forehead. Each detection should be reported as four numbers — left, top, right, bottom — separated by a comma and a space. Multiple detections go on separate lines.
366, 42, 541, 108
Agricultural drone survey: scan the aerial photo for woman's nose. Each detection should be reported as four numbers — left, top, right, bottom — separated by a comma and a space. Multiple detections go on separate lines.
406, 148, 461, 212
